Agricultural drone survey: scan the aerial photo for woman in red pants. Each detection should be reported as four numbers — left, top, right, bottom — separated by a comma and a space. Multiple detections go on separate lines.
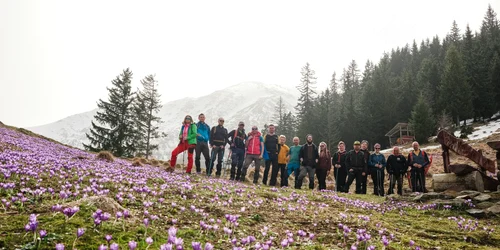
170, 115, 198, 173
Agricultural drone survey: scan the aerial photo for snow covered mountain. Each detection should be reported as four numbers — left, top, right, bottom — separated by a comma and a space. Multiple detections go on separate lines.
28, 82, 299, 159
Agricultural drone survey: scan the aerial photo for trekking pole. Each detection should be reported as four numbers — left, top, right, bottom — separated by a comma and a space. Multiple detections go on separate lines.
376, 166, 381, 196
208, 148, 216, 176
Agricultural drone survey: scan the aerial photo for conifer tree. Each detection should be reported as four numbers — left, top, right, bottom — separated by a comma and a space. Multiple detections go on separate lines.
295, 62, 317, 137
84, 68, 137, 157
440, 44, 473, 125
410, 94, 435, 143
134, 74, 164, 159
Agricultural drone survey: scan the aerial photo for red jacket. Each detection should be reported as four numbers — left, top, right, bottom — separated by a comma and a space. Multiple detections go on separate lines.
246, 131, 263, 155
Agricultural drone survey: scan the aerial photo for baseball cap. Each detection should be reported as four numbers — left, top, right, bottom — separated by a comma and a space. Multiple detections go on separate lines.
353, 141, 361, 145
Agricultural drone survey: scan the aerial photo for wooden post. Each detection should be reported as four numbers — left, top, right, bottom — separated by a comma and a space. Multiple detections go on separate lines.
442, 145, 450, 173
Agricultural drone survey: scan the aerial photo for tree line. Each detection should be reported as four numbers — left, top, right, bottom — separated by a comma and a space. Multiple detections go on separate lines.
273, 5, 500, 151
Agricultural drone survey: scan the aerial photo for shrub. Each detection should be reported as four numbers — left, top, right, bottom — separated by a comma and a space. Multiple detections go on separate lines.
96, 151, 114, 162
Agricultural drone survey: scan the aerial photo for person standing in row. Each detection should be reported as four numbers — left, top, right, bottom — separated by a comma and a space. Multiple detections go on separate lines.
263, 124, 279, 185
195, 113, 211, 174
386, 146, 406, 195
297, 134, 319, 189
369, 143, 386, 196
208, 117, 228, 177
344, 141, 367, 194
317, 142, 332, 191
241, 126, 264, 183
273, 135, 290, 187
360, 140, 370, 194
228, 122, 247, 181
170, 115, 197, 173
287, 137, 301, 187
407, 141, 430, 193
332, 141, 348, 192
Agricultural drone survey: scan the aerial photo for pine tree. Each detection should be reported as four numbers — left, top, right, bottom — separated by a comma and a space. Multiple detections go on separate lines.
410, 94, 435, 143
487, 52, 500, 116
134, 74, 164, 159
446, 20, 462, 45
440, 44, 473, 125
295, 62, 317, 137
84, 68, 137, 157
273, 96, 286, 130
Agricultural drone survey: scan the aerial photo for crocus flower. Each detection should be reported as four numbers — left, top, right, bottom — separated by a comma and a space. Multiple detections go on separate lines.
77, 228, 85, 238
146, 237, 153, 245
105, 234, 112, 243
204, 243, 214, 250
110, 243, 119, 250
55, 243, 65, 250
39, 230, 47, 238
128, 241, 137, 250
191, 242, 201, 250
98, 245, 108, 250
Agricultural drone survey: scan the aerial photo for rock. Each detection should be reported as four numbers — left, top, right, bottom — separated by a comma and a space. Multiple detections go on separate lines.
459, 190, 481, 197
433, 199, 465, 208
467, 209, 486, 218
486, 205, 500, 215
456, 195, 472, 200
473, 194, 492, 202
476, 202, 495, 209
413, 192, 454, 202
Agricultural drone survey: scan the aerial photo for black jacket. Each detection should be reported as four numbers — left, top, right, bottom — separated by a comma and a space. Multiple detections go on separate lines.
332, 150, 347, 170
299, 143, 319, 167
210, 125, 228, 147
386, 154, 407, 174
345, 150, 367, 173
228, 129, 247, 149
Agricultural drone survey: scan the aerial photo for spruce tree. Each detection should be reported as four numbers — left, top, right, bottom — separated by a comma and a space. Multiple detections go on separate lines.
84, 68, 137, 157
134, 74, 164, 159
446, 20, 462, 45
410, 94, 435, 143
440, 44, 473, 125
273, 96, 286, 130
295, 62, 317, 137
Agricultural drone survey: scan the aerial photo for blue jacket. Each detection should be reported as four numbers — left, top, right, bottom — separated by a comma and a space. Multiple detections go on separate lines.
196, 122, 210, 143
369, 153, 386, 171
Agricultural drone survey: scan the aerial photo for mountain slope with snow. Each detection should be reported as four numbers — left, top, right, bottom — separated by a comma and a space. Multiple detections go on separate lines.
29, 82, 299, 159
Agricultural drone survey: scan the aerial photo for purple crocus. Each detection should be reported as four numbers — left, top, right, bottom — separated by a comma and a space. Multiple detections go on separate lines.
160, 244, 174, 250
39, 230, 47, 238
98, 245, 108, 250
146, 237, 153, 245
55, 243, 65, 250
105, 235, 112, 243
77, 228, 85, 238
191, 242, 201, 250
110, 243, 119, 250
128, 241, 137, 250
204, 243, 214, 250
410, 240, 415, 246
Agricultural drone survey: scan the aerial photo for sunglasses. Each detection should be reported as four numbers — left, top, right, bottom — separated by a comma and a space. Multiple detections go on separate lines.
375, 148, 381, 149
252, 128, 258, 130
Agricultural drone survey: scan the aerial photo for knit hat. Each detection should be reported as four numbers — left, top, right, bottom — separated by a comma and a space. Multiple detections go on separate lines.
353, 141, 361, 145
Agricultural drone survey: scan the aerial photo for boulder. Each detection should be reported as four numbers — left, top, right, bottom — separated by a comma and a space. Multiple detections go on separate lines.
433, 199, 465, 208
486, 205, 500, 215
456, 195, 473, 200
476, 202, 496, 209
413, 192, 454, 202
466, 209, 486, 218
473, 194, 491, 202
458, 190, 481, 197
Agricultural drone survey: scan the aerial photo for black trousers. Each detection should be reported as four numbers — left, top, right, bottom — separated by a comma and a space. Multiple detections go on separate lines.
388, 173, 404, 195
316, 168, 328, 190
411, 168, 425, 192
195, 141, 210, 173
333, 167, 347, 192
371, 169, 385, 196
208, 147, 224, 176
344, 168, 366, 194
263, 152, 278, 185
270, 163, 288, 187
230, 148, 245, 181
296, 165, 316, 189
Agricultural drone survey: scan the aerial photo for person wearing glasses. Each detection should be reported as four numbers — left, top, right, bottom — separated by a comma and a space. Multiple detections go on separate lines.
169, 115, 197, 173
368, 143, 386, 196
344, 141, 367, 194
386, 146, 406, 195
208, 117, 228, 177
241, 126, 264, 183
227, 121, 247, 181
317, 142, 332, 191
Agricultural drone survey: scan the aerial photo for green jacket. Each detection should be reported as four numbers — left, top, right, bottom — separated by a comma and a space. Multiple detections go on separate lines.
178, 123, 197, 145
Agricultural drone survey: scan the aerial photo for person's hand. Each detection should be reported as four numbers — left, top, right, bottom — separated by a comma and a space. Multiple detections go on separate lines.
378, 165, 382, 169
212, 145, 216, 149
220, 145, 224, 149
259, 155, 263, 159
407, 167, 411, 172
327, 171, 330, 176
362, 172, 366, 176
248, 135, 253, 140
349, 169, 354, 172
315, 159, 318, 163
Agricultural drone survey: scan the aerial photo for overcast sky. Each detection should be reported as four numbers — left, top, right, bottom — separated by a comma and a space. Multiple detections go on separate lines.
1, 0, 498, 128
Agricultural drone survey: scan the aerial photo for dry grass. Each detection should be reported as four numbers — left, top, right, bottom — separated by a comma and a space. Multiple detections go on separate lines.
96, 150, 114, 162
150, 159, 160, 166
131, 159, 143, 167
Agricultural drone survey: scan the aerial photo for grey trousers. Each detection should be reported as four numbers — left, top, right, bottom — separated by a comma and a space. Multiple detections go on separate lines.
296, 165, 315, 189
242, 154, 261, 183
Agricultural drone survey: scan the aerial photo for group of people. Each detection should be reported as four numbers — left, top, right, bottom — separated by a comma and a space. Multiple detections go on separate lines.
169, 114, 431, 195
